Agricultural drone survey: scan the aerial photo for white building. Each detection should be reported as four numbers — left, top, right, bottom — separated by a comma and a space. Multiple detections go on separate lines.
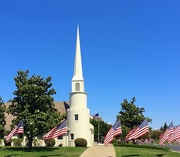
67, 26, 94, 147
4, 26, 94, 147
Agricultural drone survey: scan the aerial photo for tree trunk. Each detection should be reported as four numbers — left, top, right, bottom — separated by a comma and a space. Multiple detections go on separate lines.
28, 137, 33, 151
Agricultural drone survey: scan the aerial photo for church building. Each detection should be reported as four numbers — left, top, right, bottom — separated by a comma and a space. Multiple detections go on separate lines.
67, 26, 94, 147
4, 26, 94, 147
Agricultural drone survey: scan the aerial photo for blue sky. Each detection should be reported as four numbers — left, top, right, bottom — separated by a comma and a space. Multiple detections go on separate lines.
1, 1, 180, 129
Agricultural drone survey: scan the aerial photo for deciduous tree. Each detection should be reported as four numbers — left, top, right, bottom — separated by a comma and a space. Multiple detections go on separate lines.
0, 97, 6, 138
116, 97, 151, 129
90, 119, 111, 143
8, 70, 63, 150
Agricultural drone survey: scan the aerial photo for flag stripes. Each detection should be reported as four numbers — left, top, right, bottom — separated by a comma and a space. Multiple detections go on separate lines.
126, 120, 149, 140
5, 121, 24, 143
43, 120, 67, 140
168, 125, 180, 143
176, 138, 180, 144
104, 120, 122, 146
125, 126, 138, 141
159, 122, 174, 145
42, 127, 57, 139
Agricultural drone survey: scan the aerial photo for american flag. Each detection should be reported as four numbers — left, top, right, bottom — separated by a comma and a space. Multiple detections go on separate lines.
104, 120, 122, 146
93, 113, 99, 119
127, 119, 149, 140
168, 125, 180, 143
159, 122, 174, 145
5, 121, 24, 143
125, 126, 138, 141
43, 120, 67, 140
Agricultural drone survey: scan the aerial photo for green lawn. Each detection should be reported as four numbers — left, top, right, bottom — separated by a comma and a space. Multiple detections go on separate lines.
1, 146, 180, 157
115, 147, 180, 157
0, 146, 87, 157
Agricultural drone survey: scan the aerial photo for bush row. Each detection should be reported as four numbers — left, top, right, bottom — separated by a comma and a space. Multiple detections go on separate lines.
113, 142, 170, 151
1, 137, 88, 147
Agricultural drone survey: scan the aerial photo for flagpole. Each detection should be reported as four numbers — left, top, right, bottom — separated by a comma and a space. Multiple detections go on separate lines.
65, 134, 67, 157
121, 130, 124, 147
98, 115, 100, 144
22, 121, 25, 151
119, 119, 124, 147
23, 129, 24, 151
65, 121, 67, 157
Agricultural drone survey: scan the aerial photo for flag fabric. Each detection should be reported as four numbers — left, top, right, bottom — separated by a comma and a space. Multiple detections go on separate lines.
104, 120, 122, 146
159, 122, 174, 145
125, 126, 138, 141
93, 113, 99, 119
159, 131, 165, 140
168, 125, 180, 143
167, 127, 175, 143
5, 121, 24, 142
127, 119, 149, 140
16, 121, 24, 134
43, 120, 67, 140
42, 127, 57, 140
176, 138, 180, 144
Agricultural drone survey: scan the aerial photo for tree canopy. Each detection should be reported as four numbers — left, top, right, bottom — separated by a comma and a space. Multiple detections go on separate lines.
116, 97, 152, 129
160, 122, 168, 132
90, 118, 111, 143
7, 70, 63, 150
0, 96, 6, 138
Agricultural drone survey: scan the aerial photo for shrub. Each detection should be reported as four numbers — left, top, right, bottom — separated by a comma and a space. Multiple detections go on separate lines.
33, 139, 38, 146
12, 138, 23, 146
44, 138, 55, 147
74, 138, 87, 147
4, 138, 11, 146
113, 142, 170, 151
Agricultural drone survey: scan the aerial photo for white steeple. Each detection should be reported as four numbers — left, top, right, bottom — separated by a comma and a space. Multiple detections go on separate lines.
72, 25, 84, 81
71, 26, 85, 93
67, 26, 94, 147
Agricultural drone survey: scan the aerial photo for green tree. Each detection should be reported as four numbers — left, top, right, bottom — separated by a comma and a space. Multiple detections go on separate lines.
90, 119, 111, 143
160, 122, 168, 132
8, 70, 63, 150
0, 97, 6, 138
150, 129, 162, 141
116, 97, 151, 129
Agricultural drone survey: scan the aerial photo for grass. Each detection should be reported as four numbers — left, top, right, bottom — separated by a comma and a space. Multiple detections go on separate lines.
0, 146, 87, 157
115, 146, 180, 157
1, 145, 180, 157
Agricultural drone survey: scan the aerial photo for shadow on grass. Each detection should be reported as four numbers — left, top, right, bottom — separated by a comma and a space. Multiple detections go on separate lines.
122, 155, 140, 157
40, 154, 62, 157
121, 153, 165, 157
4, 154, 20, 157
156, 154, 165, 157
4, 147, 59, 152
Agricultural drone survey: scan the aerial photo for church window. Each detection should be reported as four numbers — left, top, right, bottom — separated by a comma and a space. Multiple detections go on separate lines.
57, 135, 63, 140
70, 134, 74, 140
75, 83, 80, 91
75, 114, 78, 121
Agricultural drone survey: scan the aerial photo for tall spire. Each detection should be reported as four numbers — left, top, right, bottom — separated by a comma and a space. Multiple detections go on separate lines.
72, 25, 84, 81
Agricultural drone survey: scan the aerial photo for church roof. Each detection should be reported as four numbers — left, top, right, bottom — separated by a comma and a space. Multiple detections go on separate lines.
4, 101, 69, 131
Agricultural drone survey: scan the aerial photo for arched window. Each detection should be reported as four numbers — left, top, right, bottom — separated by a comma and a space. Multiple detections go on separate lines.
75, 83, 80, 91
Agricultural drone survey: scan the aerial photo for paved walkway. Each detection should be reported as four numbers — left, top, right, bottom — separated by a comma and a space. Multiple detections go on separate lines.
80, 144, 116, 157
